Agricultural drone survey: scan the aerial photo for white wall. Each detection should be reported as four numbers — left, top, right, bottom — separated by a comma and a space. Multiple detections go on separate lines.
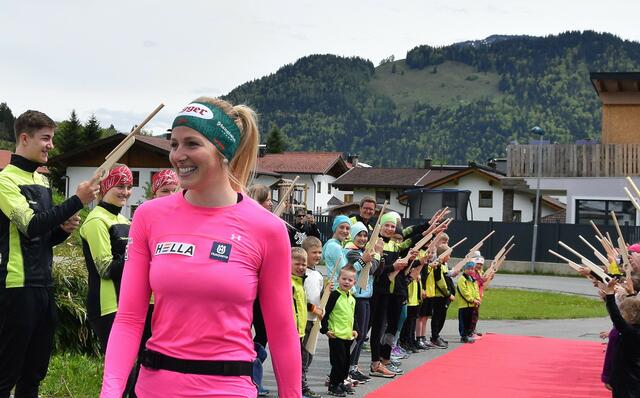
66, 166, 158, 219
436, 174, 504, 221
522, 177, 638, 224
425, 173, 558, 222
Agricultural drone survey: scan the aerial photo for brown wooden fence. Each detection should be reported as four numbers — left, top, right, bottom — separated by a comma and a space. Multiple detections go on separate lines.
507, 144, 640, 177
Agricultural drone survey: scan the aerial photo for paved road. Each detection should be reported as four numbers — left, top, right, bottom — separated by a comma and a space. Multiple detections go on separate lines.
261, 274, 609, 398
489, 273, 598, 297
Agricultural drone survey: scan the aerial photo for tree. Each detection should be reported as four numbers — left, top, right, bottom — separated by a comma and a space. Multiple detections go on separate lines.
101, 124, 118, 137
0, 102, 15, 142
266, 125, 287, 153
84, 114, 102, 143
54, 110, 84, 155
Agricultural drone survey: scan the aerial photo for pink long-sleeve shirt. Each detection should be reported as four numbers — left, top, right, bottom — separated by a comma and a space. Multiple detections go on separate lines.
100, 192, 300, 398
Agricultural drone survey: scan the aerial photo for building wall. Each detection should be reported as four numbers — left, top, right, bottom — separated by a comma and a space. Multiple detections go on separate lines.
66, 166, 160, 219
436, 174, 556, 222
436, 174, 504, 221
253, 173, 352, 214
351, 188, 406, 215
602, 104, 640, 144
522, 176, 637, 224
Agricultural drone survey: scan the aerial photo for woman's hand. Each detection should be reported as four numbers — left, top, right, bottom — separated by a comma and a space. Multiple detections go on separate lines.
597, 279, 617, 295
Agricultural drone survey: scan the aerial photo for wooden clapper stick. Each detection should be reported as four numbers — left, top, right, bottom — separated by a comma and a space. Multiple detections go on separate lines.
483, 236, 515, 280
451, 230, 495, 274
305, 257, 341, 355
558, 241, 612, 283
624, 176, 640, 212
610, 211, 634, 294
356, 201, 388, 290
96, 104, 164, 181
591, 220, 619, 260
387, 216, 454, 281
272, 176, 300, 217
548, 249, 590, 274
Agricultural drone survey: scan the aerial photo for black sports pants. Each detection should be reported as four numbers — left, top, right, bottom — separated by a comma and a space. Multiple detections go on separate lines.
328, 338, 351, 387
0, 287, 57, 398
429, 297, 448, 340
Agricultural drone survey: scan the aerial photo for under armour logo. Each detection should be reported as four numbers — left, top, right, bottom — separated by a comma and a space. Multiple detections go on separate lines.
231, 234, 242, 241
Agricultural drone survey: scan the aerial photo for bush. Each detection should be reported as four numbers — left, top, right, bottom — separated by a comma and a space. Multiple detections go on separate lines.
52, 244, 101, 356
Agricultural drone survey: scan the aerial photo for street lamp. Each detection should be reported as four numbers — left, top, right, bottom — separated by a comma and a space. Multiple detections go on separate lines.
530, 126, 544, 273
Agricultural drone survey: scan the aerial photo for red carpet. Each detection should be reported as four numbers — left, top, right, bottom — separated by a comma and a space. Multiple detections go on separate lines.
367, 334, 610, 398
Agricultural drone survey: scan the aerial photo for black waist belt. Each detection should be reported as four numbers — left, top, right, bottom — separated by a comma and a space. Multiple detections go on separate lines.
141, 349, 253, 376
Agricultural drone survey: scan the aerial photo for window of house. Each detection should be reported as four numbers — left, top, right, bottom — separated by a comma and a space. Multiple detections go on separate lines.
576, 199, 636, 226
375, 191, 390, 204
343, 194, 353, 204
131, 171, 140, 187
512, 210, 522, 222
328, 183, 332, 194
317, 182, 321, 194
479, 191, 493, 208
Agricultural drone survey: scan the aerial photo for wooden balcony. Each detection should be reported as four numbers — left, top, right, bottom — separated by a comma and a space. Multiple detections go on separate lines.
507, 143, 640, 177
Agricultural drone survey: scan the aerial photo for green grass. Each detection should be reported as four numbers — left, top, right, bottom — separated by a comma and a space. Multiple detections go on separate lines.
41, 353, 103, 397
369, 60, 502, 113
446, 288, 607, 320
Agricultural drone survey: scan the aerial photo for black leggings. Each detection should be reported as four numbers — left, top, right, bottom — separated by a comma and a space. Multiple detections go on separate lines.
90, 306, 153, 398
369, 292, 389, 363
350, 298, 370, 366
380, 294, 405, 360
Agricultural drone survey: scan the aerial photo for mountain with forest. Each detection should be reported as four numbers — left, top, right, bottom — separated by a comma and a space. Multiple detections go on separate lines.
224, 30, 640, 167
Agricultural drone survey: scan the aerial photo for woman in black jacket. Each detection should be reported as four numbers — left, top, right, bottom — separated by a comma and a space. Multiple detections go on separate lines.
600, 280, 640, 398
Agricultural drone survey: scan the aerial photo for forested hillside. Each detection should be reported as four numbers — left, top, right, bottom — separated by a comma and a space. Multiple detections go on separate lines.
224, 31, 640, 167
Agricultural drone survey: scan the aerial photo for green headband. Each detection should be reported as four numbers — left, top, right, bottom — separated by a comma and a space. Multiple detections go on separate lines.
172, 102, 241, 160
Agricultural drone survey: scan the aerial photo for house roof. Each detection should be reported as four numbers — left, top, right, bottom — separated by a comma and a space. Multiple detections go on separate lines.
332, 166, 484, 190
590, 72, 640, 95
425, 166, 504, 188
256, 152, 350, 177
0, 150, 49, 173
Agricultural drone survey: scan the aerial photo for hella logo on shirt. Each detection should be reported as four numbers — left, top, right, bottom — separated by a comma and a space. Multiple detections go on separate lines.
155, 242, 195, 257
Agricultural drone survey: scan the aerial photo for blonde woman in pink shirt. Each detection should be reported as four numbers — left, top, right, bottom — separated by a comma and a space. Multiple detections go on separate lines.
100, 98, 301, 398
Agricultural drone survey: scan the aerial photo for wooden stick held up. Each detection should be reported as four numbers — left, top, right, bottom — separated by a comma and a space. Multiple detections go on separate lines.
96, 103, 164, 181
273, 176, 300, 217
305, 257, 341, 355
357, 201, 388, 290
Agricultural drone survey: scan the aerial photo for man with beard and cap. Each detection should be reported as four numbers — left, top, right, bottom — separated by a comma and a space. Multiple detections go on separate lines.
289, 208, 321, 247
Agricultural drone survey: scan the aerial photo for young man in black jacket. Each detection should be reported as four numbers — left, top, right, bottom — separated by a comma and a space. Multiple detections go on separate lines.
0, 110, 100, 398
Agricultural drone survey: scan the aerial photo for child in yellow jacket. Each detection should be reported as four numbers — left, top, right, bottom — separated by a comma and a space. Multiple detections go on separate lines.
456, 261, 481, 344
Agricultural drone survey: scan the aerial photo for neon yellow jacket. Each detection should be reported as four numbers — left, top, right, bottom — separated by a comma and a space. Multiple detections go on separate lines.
425, 263, 450, 298
292, 274, 307, 337
455, 274, 480, 309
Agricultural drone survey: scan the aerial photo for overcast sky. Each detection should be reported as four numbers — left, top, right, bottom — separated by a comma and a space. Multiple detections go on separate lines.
1, 0, 639, 135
